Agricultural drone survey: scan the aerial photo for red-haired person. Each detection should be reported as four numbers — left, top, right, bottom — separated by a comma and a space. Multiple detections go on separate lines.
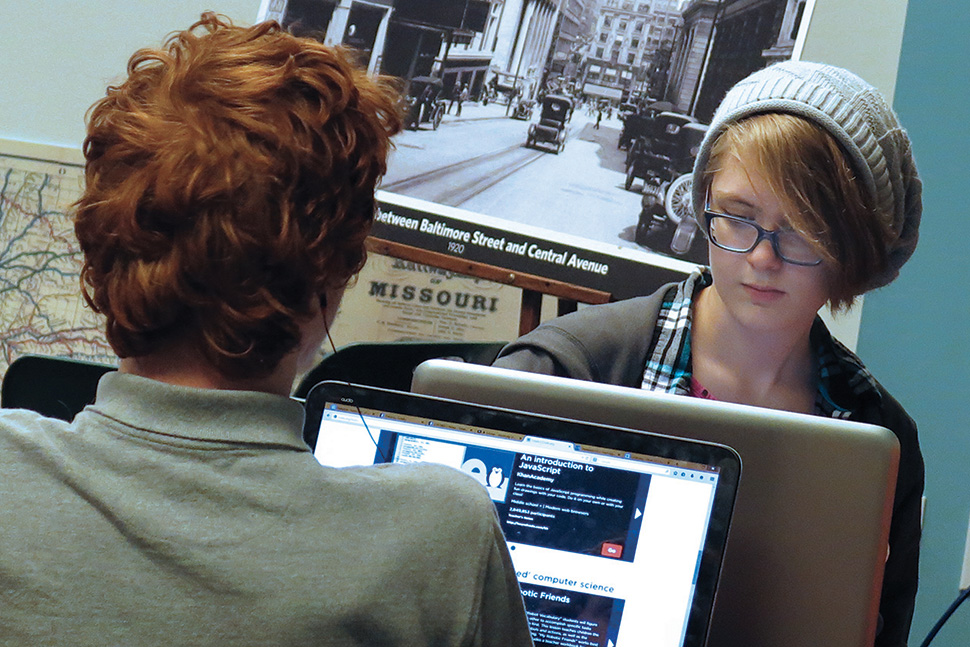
495, 61, 923, 647
0, 14, 532, 647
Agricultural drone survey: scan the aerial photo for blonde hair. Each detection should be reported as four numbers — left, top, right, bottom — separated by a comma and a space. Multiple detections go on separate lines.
704, 113, 893, 310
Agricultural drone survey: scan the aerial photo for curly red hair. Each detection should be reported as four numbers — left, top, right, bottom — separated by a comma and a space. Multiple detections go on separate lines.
75, 12, 402, 377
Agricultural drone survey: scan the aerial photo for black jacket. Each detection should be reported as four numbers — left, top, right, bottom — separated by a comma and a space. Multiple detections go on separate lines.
496, 289, 923, 647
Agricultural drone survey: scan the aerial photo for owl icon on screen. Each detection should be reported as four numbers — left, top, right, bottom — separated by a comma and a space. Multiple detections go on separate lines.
460, 450, 513, 503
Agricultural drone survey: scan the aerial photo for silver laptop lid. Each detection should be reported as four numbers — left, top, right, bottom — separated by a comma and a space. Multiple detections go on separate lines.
411, 359, 900, 647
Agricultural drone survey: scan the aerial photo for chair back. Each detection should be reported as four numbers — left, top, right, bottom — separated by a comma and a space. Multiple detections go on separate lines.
1, 355, 117, 421
293, 341, 507, 399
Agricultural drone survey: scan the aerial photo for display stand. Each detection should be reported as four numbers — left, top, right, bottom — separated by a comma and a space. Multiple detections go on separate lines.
366, 237, 612, 335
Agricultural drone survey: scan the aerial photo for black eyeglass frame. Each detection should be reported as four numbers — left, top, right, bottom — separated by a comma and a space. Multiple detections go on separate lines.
702, 193, 823, 267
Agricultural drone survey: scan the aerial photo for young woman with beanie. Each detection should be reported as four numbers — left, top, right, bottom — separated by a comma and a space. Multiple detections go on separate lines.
494, 61, 923, 647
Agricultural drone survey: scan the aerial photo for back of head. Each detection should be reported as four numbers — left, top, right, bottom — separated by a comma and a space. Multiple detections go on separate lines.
692, 60, 921, 296
75, 12, 402, 378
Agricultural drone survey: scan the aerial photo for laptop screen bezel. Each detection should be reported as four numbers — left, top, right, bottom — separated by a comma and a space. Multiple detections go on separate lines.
303, 380, 741, 647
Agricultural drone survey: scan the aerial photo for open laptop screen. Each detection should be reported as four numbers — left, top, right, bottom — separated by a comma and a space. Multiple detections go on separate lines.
304, 381, 740, 647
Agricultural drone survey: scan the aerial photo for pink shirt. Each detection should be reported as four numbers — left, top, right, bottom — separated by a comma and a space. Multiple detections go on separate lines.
690, 376, 716, 400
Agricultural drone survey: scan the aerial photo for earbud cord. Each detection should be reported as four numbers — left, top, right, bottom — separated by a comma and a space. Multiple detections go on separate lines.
919, 585, 970, 647
323, 322, 388, 463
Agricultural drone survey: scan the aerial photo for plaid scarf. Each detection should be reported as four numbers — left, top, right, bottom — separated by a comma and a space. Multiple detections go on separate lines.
640, 270, 881, 418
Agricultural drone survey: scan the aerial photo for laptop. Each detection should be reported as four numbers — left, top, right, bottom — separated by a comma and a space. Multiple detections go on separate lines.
303, 380, 741, 647
410, 360, 900, 647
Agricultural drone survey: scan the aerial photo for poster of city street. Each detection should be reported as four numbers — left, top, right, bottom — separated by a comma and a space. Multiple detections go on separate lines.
264, 0, 811, 299
383, 101, 655, 254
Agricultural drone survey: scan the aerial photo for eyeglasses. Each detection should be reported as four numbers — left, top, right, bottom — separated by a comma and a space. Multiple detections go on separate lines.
703, 192, 823, 267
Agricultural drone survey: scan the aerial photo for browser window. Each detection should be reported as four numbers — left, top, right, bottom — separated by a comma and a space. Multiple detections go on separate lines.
313, 401, 724, 647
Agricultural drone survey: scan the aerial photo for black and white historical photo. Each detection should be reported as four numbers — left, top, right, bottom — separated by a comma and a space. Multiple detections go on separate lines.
262, 0, 811, 297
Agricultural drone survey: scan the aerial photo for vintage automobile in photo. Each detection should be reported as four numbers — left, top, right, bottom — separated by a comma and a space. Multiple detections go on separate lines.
404, 76, 446, 131
525, 94, 573, 154
617, 99, 674, 150
624, 111, 703, 192
511, 98, 536, 120
626, 112, 709, 263
617, 102, 638, 119
636, 174, 708, 265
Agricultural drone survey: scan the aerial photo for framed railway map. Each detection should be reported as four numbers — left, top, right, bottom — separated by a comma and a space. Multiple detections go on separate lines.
0, 139, 115, 375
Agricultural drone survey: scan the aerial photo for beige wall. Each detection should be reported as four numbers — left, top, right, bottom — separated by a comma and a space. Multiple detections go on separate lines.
798, 0, 909, 100
0, 0, 260, 149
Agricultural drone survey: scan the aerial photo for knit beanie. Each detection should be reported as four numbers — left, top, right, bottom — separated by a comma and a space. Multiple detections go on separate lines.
691, 60, 921, 290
